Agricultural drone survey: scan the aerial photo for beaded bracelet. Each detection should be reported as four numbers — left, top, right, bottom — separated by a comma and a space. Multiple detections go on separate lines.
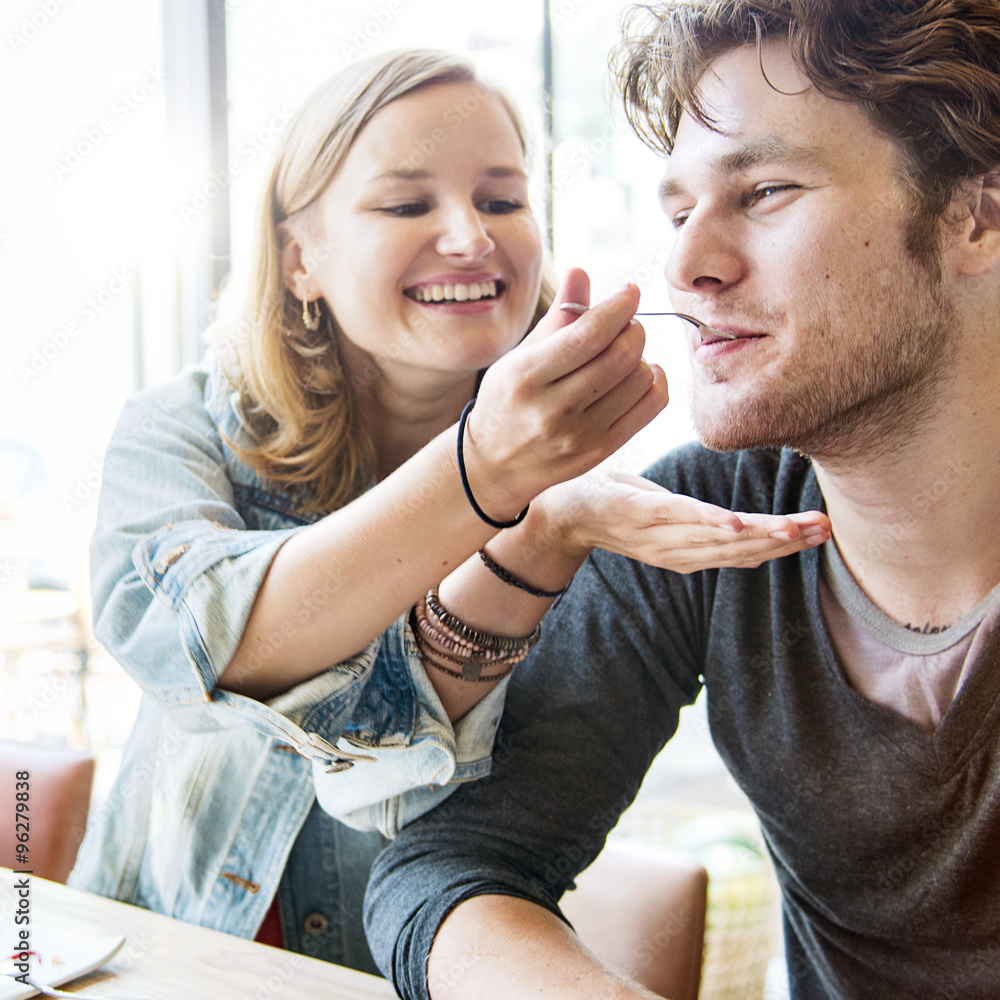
457, 399, 529, 529
425, 588, 541, 652
412, 609, 526, 680
414, 630, 522, 683
414, 601, 516, 663
412, 588, 541, 682
478, 548, 569, 599
417, 641, 520, 684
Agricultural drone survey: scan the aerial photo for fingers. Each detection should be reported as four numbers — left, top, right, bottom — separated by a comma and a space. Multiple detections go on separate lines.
519, 267, 592, 348
637, 484, 745, 533
590, 488, 831, 573
527, 284, 642, 382
683, 532, 826, 571
601, 363, 670, 453
736, 510, 832, 542
553, 316, 647, 407
614, 525, 828, 574
580, 357, 658, 424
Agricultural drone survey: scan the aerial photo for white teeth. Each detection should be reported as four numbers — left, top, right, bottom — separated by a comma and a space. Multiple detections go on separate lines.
410, 280, 501, 303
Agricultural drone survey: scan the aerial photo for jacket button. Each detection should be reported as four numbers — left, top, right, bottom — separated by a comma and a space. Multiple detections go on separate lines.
304, 912, 329, 936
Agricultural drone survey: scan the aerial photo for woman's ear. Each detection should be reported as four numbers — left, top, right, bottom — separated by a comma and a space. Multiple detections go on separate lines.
958, 169, 1000, 277
277, 220, 313, 299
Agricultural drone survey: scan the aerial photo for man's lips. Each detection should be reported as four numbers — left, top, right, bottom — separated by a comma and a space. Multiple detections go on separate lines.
692, 324, 769, 357
699, 326, 766, 346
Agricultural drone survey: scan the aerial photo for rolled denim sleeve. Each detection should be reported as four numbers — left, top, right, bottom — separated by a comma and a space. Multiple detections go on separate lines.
310, 613, 510, 837
91, 362, 397, 764
92, 357, 512, 803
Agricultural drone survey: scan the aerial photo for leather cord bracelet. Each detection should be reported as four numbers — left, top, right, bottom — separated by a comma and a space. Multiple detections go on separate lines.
478, 548, 568, 599
457, 398, 529, 529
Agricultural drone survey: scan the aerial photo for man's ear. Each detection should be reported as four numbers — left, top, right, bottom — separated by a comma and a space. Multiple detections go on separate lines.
277, 220, 313, 299
958, 168, 1000, 276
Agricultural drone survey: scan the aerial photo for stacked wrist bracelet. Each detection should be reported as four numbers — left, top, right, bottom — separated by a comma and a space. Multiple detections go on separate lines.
457, 398, 529, 529
478, 548, 568, 599
412, 587, 541, 682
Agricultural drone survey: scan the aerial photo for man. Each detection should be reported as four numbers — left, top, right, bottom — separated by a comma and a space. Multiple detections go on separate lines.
364, 2, 1000, 997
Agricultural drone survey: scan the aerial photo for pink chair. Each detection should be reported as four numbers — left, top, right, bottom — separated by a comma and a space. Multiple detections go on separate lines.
0, 739, 95, 882
561, 837, 708, 1000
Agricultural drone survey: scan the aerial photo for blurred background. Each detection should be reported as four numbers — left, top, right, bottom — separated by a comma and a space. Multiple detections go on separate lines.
1, 3, 789, 993
1, 0, 705, 778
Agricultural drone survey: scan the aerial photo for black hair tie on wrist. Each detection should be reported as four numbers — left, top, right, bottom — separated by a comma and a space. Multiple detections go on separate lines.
457, 398, 529, 529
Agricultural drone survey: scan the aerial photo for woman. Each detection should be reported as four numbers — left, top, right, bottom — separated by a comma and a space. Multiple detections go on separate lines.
70, 49, 829, 972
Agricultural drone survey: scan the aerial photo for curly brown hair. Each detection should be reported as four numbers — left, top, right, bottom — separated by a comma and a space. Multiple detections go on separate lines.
612, 0, 1000, 262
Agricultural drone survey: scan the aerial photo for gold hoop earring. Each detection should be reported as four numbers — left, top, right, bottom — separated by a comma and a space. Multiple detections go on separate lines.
301, 297, 320, 331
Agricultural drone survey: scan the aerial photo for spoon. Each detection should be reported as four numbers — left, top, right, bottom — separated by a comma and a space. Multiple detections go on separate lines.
558, 302, 738, 341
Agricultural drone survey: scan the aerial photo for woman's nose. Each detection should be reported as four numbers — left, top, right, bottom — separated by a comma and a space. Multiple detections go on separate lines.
664, 210, 746, 294
435, 205, 495, 261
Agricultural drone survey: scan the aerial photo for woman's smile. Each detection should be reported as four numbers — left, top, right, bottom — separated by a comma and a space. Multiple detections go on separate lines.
286, 79, 543, 385
403, 273, 506, 313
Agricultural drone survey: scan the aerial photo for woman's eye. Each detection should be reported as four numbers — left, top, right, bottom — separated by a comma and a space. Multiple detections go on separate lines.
381, 202, 429, 217
479, 199, 523, 215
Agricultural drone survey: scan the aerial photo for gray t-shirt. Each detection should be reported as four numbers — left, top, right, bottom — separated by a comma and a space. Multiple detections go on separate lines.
820, 539, 1000, 731
366, 445, 1000, 1000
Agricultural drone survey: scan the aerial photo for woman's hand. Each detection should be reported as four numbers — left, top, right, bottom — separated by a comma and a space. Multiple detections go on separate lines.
531, 470, 832, 574
464, 269, 669, 521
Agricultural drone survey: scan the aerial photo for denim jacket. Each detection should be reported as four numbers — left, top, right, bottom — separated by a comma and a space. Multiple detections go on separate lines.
69, 349, 507, 941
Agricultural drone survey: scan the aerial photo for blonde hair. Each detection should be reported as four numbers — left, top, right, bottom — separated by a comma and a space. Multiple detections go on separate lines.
208, 49, 556, 514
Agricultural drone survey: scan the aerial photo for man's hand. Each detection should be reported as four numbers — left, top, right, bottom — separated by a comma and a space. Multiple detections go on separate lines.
534, 469, 832, 571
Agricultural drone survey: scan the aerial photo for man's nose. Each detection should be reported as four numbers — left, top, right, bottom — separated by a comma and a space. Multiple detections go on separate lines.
664, 210, 746, 293
435, 204, 496, 261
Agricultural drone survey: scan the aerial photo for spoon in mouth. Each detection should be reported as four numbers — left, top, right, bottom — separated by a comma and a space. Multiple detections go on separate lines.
558, 302, 738, 341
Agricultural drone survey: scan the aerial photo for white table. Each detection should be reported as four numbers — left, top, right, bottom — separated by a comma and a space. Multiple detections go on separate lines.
1, 870, 399, 998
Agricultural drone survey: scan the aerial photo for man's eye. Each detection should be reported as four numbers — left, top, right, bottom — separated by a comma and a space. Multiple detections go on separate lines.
381, 202, 429, 217
748, 183, 799, 206
670, 211, 692, 230
479, 199, 523, 215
